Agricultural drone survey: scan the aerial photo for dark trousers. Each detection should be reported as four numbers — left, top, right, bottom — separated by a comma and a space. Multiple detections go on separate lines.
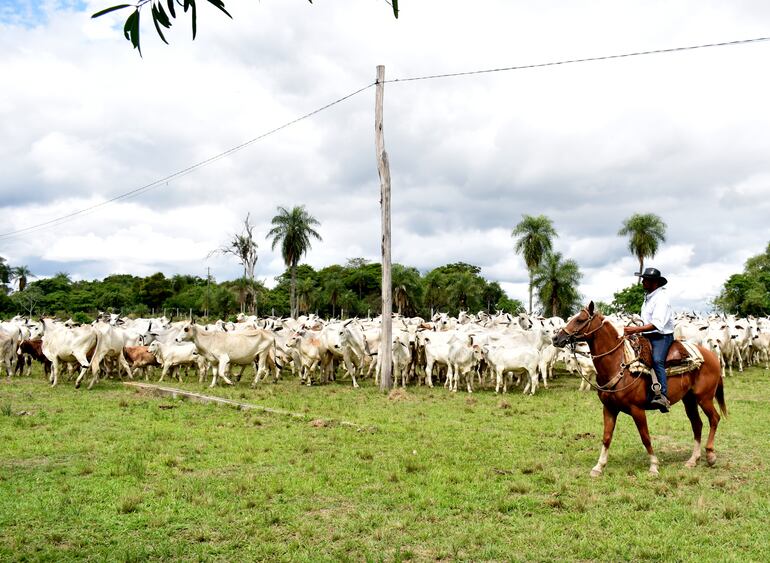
647, 332, 673, 396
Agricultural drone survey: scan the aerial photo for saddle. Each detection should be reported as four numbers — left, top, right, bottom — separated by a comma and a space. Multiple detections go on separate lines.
625, 335, 704, 376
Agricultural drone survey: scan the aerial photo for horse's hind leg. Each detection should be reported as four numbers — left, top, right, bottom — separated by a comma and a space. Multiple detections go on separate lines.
698, 396, 721, 466
682, 392, 702, 468
629, 406, 659, 475
591, 405, 618, 477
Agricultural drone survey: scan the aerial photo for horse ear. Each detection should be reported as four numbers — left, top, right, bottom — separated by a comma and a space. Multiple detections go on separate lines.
587, 301, 595, 315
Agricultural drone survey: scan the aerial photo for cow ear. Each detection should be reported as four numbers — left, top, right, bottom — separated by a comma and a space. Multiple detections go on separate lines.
587, 301, 595, 315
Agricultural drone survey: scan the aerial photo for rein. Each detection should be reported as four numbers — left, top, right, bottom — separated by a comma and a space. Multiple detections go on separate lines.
564, 308, 645, 394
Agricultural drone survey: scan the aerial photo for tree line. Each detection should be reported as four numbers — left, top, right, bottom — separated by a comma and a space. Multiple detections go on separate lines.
0, 260, 523, 322
7, 205, 747, 321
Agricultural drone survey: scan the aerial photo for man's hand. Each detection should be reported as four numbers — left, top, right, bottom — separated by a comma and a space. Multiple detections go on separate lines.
624, 323, 655, 336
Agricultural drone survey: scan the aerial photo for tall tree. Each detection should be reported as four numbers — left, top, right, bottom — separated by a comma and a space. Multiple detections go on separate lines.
11, 265, 35, 292
323, 277, 344, 318
532, 252, 582, 318
209, 213, 259, 311
391, 264, 423, 316
266, 205, 322, 318
618, 213, 667, 282
512, 214, 557, 314
0, 257, 10, 295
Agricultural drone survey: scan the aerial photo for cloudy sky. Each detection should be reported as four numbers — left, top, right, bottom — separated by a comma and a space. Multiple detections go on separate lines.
2, 0, 769, 312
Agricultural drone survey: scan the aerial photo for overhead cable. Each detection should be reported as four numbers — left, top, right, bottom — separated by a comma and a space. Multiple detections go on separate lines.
0, 82, 376, 240
387, 36, 770, 83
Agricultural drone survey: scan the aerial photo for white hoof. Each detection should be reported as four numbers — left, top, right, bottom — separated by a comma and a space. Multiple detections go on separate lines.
685, 458, 699, 469
590, 466, 603, 477
707, 452, 717, 466
649, 466, 659, 476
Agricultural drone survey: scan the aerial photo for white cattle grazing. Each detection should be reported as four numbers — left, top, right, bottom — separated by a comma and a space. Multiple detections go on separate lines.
41, 319, 97, 387
176, 323, 275, 387
339, 320, 368, 388
147, 340, 205, 383
418, 330, 456, 387
0, 330, 16, 378
474, 344, 540, 395
376, 329, 413, 388
563, 343, 597, 391
286, 330, 323, 385
538, 344, 561, 385
447, 334, 478, 393
76, 321, 133, 389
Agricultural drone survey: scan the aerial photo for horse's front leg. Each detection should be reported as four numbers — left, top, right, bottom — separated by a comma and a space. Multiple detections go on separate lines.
629, 406, 658, 475
591, 404, 618, 477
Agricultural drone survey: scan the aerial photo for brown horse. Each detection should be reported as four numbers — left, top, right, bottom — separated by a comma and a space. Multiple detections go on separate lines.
552, 302, 727, 476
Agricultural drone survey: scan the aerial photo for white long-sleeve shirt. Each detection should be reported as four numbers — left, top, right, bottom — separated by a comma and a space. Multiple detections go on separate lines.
641, 286, 674, 335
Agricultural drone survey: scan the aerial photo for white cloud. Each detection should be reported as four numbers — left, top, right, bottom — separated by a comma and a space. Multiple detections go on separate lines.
1, 0, 769, 312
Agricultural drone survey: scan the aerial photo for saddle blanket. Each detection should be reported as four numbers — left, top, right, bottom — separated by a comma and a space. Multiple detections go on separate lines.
623, 339, 704, 377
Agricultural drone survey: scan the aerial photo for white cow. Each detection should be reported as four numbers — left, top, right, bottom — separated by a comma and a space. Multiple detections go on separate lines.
40, 319, 97, 387
176, 323, 275, 387
147, 340, 205, 383
474, 343, 540, 395
75, 321, 133, 389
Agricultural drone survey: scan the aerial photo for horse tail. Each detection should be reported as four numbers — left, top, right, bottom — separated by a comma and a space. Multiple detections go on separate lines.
715, 376, 728, 419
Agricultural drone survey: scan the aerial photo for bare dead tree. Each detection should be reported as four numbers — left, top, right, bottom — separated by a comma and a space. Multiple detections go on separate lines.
209, 213, 259, 313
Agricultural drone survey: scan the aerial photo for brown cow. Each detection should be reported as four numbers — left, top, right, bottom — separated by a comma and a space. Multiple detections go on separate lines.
123, 346, 160, 380
16, 339, 51, 377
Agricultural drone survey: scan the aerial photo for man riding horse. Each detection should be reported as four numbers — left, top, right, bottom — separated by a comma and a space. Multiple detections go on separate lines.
623, 267, 673, 412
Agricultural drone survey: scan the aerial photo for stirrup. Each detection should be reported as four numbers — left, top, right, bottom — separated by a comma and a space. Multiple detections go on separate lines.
651, 382, 661, 395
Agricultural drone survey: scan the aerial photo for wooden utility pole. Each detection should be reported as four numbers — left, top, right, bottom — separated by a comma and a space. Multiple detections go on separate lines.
375, 65, 393, 391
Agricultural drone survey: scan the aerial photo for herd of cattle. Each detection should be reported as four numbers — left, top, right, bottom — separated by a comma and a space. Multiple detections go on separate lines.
0, 309, 768, 393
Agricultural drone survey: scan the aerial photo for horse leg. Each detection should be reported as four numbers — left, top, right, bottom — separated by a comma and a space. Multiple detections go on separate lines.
698, 396, 721, 466
682, 392, 703, 468
629, 406, 659, 475
591, 405, 618, 477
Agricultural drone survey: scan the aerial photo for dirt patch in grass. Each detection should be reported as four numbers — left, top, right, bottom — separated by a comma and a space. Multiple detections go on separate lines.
388, 388, 410, 401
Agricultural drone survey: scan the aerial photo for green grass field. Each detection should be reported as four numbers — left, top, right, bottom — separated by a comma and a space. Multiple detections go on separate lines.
1, 366, 769, 561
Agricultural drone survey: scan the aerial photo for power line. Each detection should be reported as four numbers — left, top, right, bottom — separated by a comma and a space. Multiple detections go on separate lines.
0, 81, 376, 241
3, 34, 768, 240
387, 36, 770, 83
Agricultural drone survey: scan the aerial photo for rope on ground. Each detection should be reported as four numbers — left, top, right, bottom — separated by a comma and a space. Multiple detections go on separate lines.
123, 381, 376, 432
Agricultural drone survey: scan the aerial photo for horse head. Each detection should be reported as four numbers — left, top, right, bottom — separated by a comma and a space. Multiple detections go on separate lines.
552, 301, 601, 348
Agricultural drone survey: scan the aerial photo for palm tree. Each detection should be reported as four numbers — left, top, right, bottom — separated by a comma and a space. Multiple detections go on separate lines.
0, 257, 10, 295
532, 252, 582, 318
447, 271, 482, 314
296, 277, 316, 315
323, 277, 345, 318
512, 215, 557, 314
11, 265, 35, 292
391, 264, 423, 316
266, 205, 322, 318
618, 213, 667, 282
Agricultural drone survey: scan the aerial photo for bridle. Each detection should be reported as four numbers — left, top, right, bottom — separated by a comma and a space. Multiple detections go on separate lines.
562, 308, 644, 394
561, 309, 606, 342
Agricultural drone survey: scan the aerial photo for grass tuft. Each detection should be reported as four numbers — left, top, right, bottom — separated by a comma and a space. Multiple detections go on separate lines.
1, 402, 11, 416
118, 493, 142, 514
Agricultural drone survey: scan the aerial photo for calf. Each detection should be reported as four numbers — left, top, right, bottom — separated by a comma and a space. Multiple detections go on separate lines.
16, 339, 51, 376
123, 346, 160, 380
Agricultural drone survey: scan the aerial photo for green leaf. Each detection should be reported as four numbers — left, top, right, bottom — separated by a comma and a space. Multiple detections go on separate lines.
392, 0, 398, 18
123, 9, 141, 56
206, 0, 232, 19
91, 4, 132, 19
151, 4, 169, 44
183, 0, 197, 39
166, 0, 176, 18
154, 1, 172, 28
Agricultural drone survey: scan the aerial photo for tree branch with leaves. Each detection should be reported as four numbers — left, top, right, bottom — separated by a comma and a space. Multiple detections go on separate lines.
92, 0, 398, 55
